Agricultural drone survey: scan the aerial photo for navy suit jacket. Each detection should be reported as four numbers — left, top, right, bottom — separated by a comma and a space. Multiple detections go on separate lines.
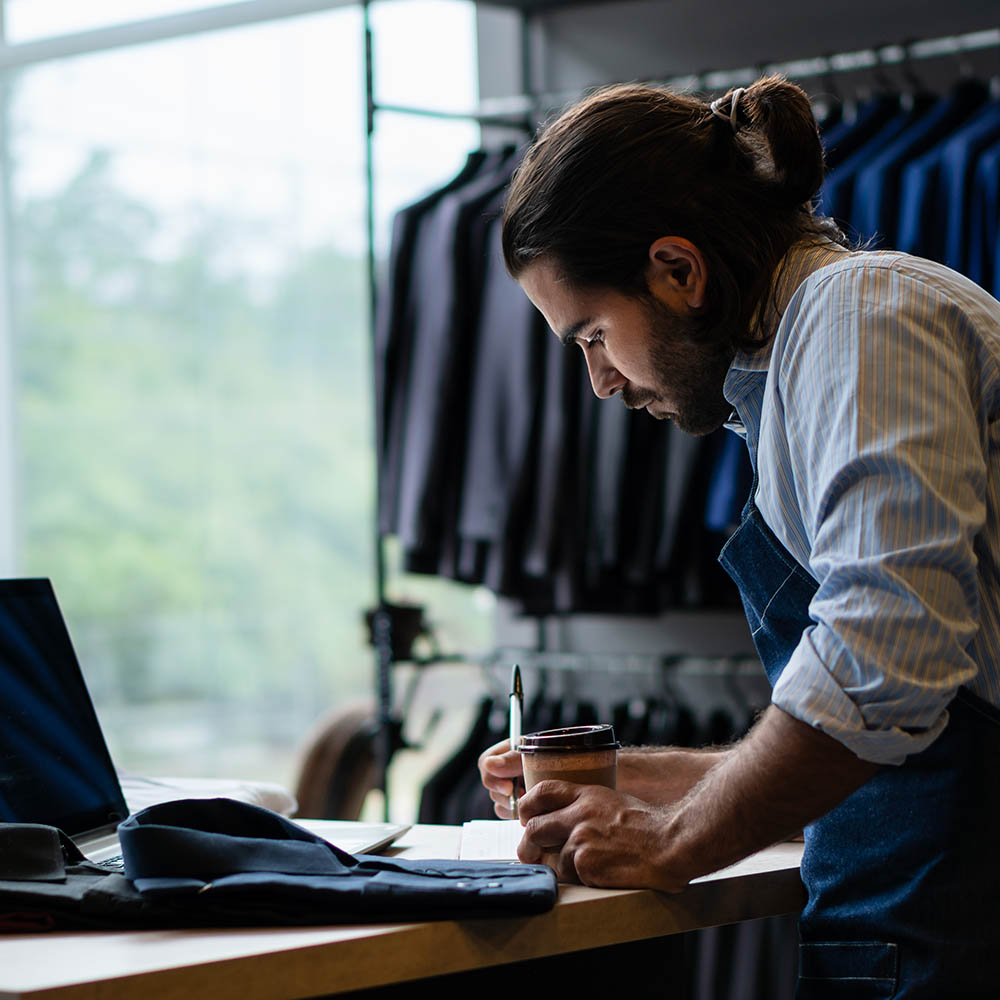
850, 81, 987, 248
968, 137, 1000, 292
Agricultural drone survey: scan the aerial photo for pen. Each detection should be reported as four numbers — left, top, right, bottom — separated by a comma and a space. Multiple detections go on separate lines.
509, 663, 523, 818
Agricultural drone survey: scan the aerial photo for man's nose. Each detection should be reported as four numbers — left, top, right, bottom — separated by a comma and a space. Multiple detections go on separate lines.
582, 348, 627, 399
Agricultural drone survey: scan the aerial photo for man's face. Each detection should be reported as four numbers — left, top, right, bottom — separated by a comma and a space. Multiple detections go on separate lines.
519, 261, 734, 436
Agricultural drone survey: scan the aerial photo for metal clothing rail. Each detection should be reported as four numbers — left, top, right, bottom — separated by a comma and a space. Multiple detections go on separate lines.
366, 24, 1000, 130
668, 26, 1000, 97
483, 648, 764, 681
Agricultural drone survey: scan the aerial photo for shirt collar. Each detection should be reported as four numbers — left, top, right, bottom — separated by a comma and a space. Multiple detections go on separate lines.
724, 236, 851, 403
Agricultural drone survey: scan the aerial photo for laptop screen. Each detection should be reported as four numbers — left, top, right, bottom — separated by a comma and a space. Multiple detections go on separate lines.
0, 578, 129, 835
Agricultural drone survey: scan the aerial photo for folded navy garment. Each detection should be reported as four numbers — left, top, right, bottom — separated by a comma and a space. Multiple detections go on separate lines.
118, 798, 558, 923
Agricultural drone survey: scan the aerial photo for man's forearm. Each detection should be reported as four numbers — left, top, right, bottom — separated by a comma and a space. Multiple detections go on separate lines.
618, 745, 728, 805
657, 705, 880, 884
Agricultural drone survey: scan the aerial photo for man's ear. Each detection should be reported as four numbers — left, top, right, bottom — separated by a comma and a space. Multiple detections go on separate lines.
647, 237, 707, 311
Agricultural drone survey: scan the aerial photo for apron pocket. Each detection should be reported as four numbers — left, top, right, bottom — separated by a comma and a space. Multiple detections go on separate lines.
798, 941, 898, 998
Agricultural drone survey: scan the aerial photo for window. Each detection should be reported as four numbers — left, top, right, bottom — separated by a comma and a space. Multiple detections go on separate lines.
0, 0, 485, 802
4, 0, 249, 41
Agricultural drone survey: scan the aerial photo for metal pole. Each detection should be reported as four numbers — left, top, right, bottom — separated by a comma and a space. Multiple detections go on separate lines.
362, 0, 394, 824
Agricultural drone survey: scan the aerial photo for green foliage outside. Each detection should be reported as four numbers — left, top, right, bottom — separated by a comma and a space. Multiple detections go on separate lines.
10, 148, 376, 774
8, 145, 492, 785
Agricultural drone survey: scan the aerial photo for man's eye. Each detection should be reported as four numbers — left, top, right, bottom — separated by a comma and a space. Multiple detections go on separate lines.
566, 330, 603, 350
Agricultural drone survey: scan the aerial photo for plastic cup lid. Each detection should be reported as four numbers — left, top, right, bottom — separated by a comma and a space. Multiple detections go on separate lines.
518, 724, 621, 753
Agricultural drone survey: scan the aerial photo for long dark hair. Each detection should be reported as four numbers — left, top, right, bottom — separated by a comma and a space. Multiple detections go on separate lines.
501, 75, 846, 352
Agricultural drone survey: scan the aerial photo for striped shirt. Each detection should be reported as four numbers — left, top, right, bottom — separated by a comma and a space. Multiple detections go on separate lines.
724, 240, 1000, 765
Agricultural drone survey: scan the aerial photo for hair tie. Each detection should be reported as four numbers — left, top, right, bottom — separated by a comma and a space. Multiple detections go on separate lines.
710, 87, 746, 134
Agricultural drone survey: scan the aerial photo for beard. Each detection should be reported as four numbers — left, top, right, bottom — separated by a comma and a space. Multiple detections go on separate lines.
622, 295, 736, 436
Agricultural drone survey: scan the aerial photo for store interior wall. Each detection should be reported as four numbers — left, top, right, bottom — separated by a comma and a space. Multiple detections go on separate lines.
480, 0, 998, 101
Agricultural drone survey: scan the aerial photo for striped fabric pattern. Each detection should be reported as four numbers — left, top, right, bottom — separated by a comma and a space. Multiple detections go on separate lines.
724, 241, 1000, 764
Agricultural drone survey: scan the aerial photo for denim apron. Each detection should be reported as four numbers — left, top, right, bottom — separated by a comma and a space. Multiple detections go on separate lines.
719, 489, 1000, 999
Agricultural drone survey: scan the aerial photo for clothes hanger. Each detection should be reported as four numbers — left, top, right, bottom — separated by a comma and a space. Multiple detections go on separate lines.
814, 54, 845, 130
899, 41, 928, 95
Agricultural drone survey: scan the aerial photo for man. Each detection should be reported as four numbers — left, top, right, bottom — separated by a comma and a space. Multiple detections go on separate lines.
478, 76, 1000, 998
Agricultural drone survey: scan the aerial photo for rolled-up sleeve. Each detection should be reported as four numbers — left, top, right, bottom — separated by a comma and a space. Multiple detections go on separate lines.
760, 261, 988, 765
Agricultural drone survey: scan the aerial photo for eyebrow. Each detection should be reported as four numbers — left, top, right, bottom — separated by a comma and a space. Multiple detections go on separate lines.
558, 318, 593, 346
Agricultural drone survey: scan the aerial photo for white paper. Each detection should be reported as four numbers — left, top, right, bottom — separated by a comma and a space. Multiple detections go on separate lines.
459, 819, 523, 860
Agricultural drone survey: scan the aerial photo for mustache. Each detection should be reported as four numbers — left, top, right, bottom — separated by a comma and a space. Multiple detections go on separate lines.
621, 384, 659, 409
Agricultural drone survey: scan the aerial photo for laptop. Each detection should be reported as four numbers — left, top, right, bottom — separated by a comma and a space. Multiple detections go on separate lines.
0, 578, 409, 864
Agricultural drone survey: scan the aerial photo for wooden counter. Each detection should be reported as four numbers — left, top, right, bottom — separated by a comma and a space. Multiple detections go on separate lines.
0, 824, 804, 1000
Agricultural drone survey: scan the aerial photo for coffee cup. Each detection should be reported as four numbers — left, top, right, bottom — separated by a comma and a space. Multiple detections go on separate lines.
518, 724, 621, 791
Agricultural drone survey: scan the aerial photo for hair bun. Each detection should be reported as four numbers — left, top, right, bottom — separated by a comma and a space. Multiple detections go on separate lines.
739, 75, 825, 206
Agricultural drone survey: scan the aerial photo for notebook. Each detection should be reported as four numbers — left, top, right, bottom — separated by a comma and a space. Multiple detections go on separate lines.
0, 578, 408, 863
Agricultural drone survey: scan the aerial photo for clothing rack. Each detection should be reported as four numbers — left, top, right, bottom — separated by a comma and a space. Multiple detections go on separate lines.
482, 648, 764, 675
361, 7, 1000, 818
474, 650, 769, 741
411, 648, 772, 829
361, 1, 541, 818
655, 27, 1000, 98
365, 25, 1000, 135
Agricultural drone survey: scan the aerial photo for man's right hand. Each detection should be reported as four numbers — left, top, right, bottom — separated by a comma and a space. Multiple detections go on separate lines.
478, 739, 524, 819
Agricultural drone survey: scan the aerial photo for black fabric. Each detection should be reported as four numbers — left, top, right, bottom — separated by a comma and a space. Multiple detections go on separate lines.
0, 824, 83, 882
458, 205, 546, 592
376, 149, 493, 538
394, 149, 522, 570
375, 148, 750, 614
442, 706, 511, 825
0, 799, 557, 931
376, 148, 508, 548
0, 839, 158, 931
417, 698, 494, 825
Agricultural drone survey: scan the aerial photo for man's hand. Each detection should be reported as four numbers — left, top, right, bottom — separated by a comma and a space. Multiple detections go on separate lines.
479, 738, 724, 818
515, 781, 687, 891
497, 707, 878, 893
478, 738, 523, 819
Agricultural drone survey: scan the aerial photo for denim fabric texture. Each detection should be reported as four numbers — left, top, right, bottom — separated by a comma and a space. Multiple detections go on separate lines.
719, 484, 1000, 998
